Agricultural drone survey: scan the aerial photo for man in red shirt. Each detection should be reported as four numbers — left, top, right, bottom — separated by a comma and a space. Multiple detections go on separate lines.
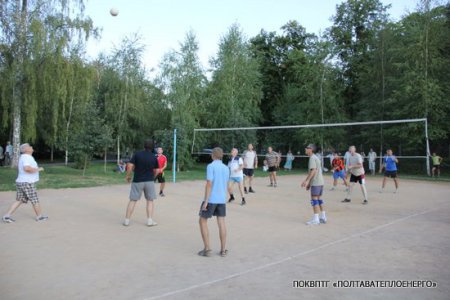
330, 152, 349, 191
155, 147, 168, 196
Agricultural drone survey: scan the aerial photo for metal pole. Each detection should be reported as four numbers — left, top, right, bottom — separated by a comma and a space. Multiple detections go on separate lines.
173, 129, 177, 183
425, 119, 431, 176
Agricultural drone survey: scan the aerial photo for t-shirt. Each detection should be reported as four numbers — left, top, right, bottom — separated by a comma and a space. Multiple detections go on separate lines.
6, 144, 13, 154
242, 150, 257, 169
207, 160, 230, 204
308, 154, 324, 186
16, 154, 39, 183
432, 156, 441, 165
368, 151, 376, 162
344, 151, 351, 166
265, 151, 279, 167
348, 153, 365, 176
156, 154, 167, 171
129, 150, 158, 183
228, 156, 243, 178
384, 156, 397, 171
332, 158, 345, 172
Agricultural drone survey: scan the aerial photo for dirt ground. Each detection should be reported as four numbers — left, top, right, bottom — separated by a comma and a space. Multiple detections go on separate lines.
1, 174, 449, 300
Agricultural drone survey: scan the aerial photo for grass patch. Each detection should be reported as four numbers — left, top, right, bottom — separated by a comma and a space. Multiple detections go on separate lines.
0, 161, 447, 192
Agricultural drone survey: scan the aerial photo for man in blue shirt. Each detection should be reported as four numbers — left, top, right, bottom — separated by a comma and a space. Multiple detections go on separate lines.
381, 148, 399, 193
198, 147, 230, 257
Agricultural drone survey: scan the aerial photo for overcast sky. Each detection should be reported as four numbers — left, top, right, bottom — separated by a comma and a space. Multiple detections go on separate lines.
84, 0, 418, 75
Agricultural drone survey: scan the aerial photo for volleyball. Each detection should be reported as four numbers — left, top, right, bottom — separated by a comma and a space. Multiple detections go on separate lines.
110, 8, 119, 16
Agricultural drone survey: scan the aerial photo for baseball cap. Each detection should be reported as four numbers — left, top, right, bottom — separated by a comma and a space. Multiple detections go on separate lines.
305, 144, 316, 151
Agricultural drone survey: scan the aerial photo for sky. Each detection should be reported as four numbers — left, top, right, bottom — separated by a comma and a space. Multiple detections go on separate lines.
84, 0, 418, 76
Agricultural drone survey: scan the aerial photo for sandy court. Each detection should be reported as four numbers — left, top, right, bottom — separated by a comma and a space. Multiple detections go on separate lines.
1, 174, 449, 300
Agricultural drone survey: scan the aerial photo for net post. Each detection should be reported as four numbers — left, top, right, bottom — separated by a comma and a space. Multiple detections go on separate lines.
425, 119, 431, 176
173, 128, 177, 183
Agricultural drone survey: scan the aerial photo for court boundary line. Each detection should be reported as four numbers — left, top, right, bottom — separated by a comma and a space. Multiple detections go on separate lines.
144, 205, 447, 300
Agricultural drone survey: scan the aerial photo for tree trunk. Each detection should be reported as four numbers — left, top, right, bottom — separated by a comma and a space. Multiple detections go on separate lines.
83, 154, 87, 177
11, 0, 28, 168
65, 94, 75, 166
104, 147, 107, 173
117, 136, 121, 165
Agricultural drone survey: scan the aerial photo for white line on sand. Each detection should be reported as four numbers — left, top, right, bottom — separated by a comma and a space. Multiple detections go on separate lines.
144, 207, 444, 300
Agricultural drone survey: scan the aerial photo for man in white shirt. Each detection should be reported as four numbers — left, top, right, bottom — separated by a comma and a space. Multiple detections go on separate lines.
242, 144, 258, 194
2, 143, 48, 223
368, 148, 377, 175
227, 148, 246, 205
342, 145, 369, 205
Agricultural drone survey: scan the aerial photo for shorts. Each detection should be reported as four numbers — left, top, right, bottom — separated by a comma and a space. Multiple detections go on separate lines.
433, 165, 440, 170
154, 173, 165, 183
268, 166, 277, 172
333, 170, 346, 180
350, 174, 365, 184
199, 202, 226, 218
129, 181, 157, 201
384, 170, 397, 178
310, 185, 323, 197
16, 182, 39, 205
243, 168, 254, 177
229, 177, 242, 183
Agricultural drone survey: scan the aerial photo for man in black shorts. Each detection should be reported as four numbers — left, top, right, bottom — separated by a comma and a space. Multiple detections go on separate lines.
198, 147, 230, 257
242, 143, 258, 193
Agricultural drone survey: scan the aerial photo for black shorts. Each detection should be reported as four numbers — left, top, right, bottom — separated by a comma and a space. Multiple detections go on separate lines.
154, 173, 165, 183
384, 170, 397, 178
433, 165, 440, 170
199, 202, 226, 219
243, 168, 254, 177
268, 166, 277, 172
350, 174, 365, 184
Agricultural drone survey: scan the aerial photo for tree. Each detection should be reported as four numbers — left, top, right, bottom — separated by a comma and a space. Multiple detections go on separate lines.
0, 0, 96, 167
157, 30, 207, 170
206, 23, 262, 150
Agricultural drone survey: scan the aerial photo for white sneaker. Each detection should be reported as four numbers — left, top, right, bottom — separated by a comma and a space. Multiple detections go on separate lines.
123, 219, 130, 226
147, 219, 157, 226
306, 219, 320, 225
320, 218, 327, 224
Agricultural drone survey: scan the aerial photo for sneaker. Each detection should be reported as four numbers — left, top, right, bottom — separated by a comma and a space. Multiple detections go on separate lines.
249, 187, 255, 193
273, 183, 277, 187
342, 198, 351, 203
306, 219, 320, 225
159, 191, 165, 197
123, 219, 130, 226
147, 219, 158, 226
268, 183, 273, 187
241, 198, 246, 206
363, 199, 368, 205
320, 218, 327, 224
329, 187, 335, 191
244, 187, 248, 194
2, 216, 15, 223
228, 196, 235, 203
36, 215, 48, 222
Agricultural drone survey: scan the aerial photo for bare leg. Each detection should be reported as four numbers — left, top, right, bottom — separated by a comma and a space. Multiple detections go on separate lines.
5, 201, 22, 216
32, 203, 43, 217
382, 176, 387, 189
393, 178, 399, 190
146, 200, 154, 219
217, 217, 227, 252
199, 217, 210, 251
125, 201, 137, 219
248, 176, 253, 188
237, 181, 244, 197
160, 182, 165, 193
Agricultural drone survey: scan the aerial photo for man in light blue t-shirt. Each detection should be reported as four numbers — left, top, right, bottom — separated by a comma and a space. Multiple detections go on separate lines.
198, 147, 230, 257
